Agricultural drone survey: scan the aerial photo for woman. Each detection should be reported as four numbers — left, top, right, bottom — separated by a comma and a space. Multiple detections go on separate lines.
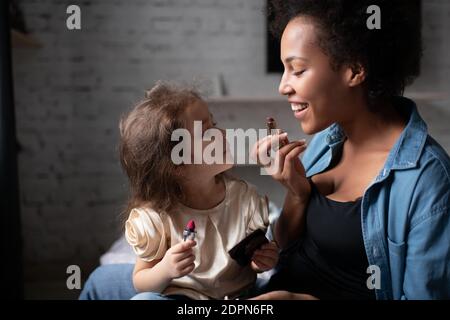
251, 0, 450, 300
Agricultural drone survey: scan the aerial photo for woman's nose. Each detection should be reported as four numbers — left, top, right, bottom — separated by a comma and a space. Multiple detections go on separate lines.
278, 74, 294, 96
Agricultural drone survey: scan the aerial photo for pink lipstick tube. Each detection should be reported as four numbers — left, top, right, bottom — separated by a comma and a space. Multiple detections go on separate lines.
183, 220, 196, 241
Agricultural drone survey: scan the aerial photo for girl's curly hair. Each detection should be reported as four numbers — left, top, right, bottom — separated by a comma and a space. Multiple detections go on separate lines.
119, 81, 202, 217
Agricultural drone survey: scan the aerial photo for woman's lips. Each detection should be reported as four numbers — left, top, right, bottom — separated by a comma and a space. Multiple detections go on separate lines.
291, 102, 309, 120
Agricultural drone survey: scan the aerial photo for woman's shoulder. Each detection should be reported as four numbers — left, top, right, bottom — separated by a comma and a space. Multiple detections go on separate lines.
406, 134, 450, 199
420, 135, 450, 184
397, 135, 450, 227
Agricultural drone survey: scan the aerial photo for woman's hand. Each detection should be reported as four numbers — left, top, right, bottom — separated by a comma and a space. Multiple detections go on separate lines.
250, 241, 279, 273
251, 133, 310, 202
249, 290, 319, 300
160, 240, 196, 280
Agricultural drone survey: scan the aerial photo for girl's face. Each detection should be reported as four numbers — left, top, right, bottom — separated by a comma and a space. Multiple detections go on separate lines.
182, 99, 233, 179
279, 16, 360, 135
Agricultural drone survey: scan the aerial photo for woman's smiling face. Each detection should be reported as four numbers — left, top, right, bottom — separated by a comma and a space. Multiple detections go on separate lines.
279, 16, 359, 135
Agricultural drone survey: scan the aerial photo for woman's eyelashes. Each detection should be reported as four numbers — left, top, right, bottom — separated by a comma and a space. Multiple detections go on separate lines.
293, 69, 306, 77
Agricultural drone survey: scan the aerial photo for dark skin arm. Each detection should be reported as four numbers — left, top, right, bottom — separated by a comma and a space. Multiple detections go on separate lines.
251, 133, 311, 249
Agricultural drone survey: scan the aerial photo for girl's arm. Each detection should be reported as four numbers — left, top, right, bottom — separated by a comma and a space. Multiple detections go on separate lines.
132, 240, 197, 293
133, 258, 171, 293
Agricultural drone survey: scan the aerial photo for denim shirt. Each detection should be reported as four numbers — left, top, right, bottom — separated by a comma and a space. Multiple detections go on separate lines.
300, 97, 450, 300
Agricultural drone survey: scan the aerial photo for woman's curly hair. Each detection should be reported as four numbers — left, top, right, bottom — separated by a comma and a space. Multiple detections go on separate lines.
268, 0, 422, 105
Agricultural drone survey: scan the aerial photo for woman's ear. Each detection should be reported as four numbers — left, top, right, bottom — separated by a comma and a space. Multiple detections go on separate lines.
344, 63, 367, 87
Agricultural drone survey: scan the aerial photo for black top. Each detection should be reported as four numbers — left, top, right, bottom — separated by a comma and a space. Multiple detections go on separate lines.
266, 180, 376, 300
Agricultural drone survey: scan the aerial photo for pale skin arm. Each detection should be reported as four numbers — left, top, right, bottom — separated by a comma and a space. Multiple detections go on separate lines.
132, 240, 196, 293
133, 258, 170, 293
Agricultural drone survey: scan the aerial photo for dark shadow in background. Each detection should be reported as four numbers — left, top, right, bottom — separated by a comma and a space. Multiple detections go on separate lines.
1, 0, 23, 299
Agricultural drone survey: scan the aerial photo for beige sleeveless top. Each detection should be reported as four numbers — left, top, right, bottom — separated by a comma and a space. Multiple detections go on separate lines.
124, 176, 269, 300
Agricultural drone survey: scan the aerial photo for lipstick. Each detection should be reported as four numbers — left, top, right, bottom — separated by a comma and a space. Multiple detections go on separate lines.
266, 117, 277, 134
266, 117, 286, 154
183, 220, 196, 241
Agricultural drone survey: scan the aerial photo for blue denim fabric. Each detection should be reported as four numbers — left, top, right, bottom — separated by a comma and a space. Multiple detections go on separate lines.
300, 97, 450, 299
79, 264, 266, 300
79, 264, 136, 300
131, 292, 191, 300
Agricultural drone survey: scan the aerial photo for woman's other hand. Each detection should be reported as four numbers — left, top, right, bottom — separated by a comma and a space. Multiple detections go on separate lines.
249, 290, 319, 300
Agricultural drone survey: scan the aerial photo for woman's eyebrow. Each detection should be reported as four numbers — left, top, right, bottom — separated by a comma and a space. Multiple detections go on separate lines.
284, 56, 309, 63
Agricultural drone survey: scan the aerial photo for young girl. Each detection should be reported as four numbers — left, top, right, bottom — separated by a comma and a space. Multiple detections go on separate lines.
119, 81, 279, 300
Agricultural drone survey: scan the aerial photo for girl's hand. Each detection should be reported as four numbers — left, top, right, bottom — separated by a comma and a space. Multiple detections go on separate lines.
251, 133, 311, 203
250, 241, 279, 273
249, 290, 319, 300
160, 240, 196, 280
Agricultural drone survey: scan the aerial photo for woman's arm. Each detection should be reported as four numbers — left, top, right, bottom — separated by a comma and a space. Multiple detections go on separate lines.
250, 290, 318, 300
275, 191, 309, 249
251, 133, 310, 249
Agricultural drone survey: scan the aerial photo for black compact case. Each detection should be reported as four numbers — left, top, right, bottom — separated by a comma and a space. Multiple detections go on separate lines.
228, 229, 269, 266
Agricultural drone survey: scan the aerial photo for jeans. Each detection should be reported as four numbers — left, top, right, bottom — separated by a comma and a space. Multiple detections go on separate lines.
79, 264, 136, 300
79, 263, 269, 300
131, 292, 191, 300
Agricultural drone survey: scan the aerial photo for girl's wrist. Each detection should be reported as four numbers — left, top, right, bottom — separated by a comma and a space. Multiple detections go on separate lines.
155, 259, 174, 282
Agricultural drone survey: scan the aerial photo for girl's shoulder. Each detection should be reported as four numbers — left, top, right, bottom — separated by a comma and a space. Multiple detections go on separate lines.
127, 205, 170, 227
125, 205, 171, 262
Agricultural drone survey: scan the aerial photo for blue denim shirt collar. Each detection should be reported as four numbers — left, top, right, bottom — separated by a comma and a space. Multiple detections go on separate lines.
324, 97, 428, 179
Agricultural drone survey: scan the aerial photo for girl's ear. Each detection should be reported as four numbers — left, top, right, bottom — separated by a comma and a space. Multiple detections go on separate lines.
344, 63, 367, 88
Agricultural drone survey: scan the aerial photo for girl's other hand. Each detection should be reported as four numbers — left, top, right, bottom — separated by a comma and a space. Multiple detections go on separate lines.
250, 241, 279, 273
